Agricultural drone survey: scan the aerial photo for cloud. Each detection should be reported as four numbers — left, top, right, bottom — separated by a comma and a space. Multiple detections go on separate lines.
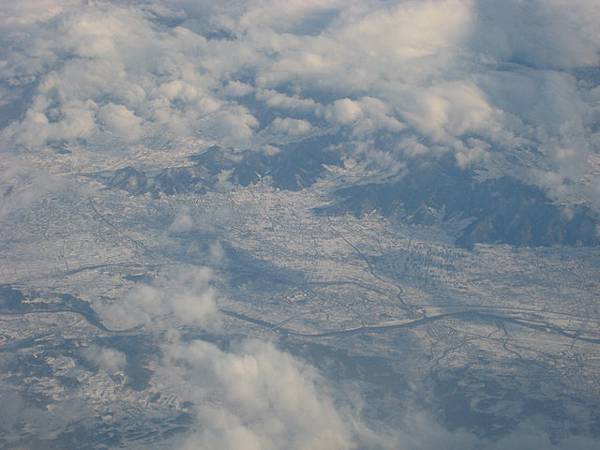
97, 264, 364, 449
473, 0, 600, 70
161, 0, 598, 207
269, 117, 313, 137
365, 411, 600, 450
222, 80, 255, 98
0, 0, 81, 27
163, 338, 356, 450
256, 89, 318, 113
98, 103, 144, 142
1, 2, 599, 448
2, 0, 598, 208
0, 390, 92, 446
0, 2, 258, 149
169, 205, 195, 232
0, 157, 64, 220
101, 264, 600, 450
324, 98, 362, 125
81, 345, 127, 374
100, 267, 220, 329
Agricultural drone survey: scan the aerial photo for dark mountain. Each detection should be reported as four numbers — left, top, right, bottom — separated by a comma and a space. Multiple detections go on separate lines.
97, 134, 342, 196
318, 158, 600, 249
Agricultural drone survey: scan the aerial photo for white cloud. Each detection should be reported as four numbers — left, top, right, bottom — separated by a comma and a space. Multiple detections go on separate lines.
0, 2, 257, 148
0, 0, 81, 27
2, 2, 599, 448
163, 338, 355, 450
169, 206, 194, 232
81, 345, 127, 374
101, 267, 220, 329
208, 241, 226, 263
320, 97, 405, 136
269, 117, 312, 137
256, 89, 318, 113
98, 263, 363, 449
98, 103, 143, 142
221, 80, 255, 98
201, 106, 259, 146
0, 157, 65, 220
324, 98, 362, 125
474, 0, 600, 70
2, 0, 598, 207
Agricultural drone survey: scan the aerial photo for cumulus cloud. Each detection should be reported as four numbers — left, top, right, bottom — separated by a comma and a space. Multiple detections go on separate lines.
0, 0, 81, 27
81, 345, 127, 374
2, 0, 598, 207
473, 0, 600, 70
106, 264, 600, 450
362, 411, 600, 450
101, 267, 220, 329
256, 89, 319, 113
173, 0, 598, 204
169, 205, 195, 233
98, 103, 143, 141
97, 264, 363, 449
0, 1, 258, 149
0, 157, 64, 220
163, 338, 355, 450
269, 117, 313, 137
2, 2, 599, 448
324, 98, 362, 125
222, 80, 255, 98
